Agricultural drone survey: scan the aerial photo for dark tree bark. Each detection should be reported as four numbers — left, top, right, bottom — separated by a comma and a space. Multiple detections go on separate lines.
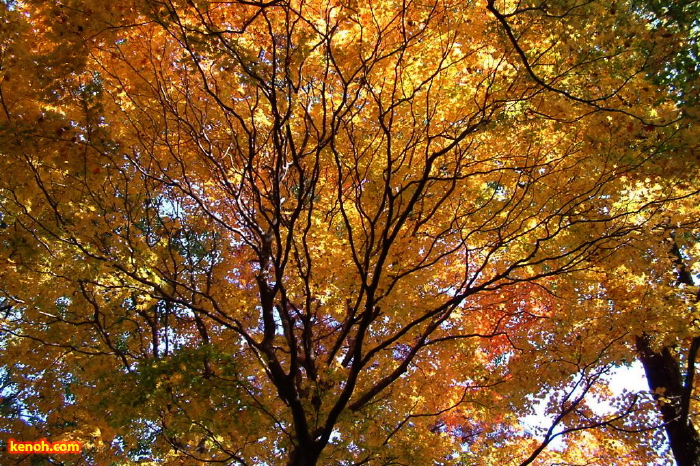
288, 446, 322, 466
637, 232, 700, 466
636, 335, 700, 466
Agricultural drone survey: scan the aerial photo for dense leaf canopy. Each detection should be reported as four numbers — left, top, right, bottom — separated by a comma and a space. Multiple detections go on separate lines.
0, 0, 699, 464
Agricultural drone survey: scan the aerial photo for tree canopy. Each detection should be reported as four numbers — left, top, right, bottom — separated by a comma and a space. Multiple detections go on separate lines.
0, 0, 699, 464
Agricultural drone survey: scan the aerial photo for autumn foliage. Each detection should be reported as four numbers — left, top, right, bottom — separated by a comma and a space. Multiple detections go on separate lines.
0, 0, 699, 464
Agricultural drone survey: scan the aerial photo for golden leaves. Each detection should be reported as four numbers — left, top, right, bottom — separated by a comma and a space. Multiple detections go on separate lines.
0, 0, 698, 464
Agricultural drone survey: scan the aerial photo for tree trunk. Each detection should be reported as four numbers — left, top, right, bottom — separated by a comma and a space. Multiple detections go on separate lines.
636, 335, 700, 466
287, 448, 319, 466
